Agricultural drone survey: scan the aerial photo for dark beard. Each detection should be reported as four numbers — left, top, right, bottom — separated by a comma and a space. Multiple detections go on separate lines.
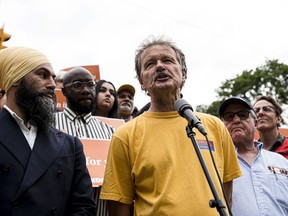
15, 79, 56, 131
69, 101, 94, 115
67, 95, 95, 115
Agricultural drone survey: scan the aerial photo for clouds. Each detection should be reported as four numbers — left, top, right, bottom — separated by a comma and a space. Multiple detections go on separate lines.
1, 0, 288, 109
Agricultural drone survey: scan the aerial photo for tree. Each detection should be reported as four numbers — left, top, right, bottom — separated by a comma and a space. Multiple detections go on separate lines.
197, 59, 288, 122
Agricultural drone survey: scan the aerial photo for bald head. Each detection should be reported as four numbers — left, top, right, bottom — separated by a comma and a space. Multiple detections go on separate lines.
63, 67, 94, 85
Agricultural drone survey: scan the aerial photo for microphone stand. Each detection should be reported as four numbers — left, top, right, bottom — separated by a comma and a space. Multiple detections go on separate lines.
186, 124, 228, 216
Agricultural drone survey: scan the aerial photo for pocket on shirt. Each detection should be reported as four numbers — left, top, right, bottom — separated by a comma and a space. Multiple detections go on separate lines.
268, 173, 288, 213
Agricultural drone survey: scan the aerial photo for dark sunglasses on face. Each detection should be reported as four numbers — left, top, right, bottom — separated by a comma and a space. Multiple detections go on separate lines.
222, 110, 251, 122
65, 81, 95, 90
254, 106, 276, 114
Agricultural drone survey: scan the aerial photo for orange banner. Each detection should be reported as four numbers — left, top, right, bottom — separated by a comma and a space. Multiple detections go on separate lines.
80, 118, 124, 187
55, 89, 66, 110
81, 139, 111, 187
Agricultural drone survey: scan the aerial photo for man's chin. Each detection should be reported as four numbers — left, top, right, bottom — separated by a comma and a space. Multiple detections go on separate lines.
79, 100, 92, 107
77, 102, 93, 114
119, 106, 132, 113
120, 104, 132, 109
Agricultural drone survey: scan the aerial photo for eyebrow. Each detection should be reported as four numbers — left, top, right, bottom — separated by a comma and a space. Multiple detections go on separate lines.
37, 67, 56, 79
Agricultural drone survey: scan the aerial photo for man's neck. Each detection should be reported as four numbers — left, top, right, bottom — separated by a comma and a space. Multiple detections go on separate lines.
235, 141, 258, 165
259, 128, 279, 150
121, 115, 133, 122
5, 102, 29, 126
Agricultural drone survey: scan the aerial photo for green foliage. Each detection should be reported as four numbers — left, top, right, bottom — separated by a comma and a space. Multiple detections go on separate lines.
196, 101, 223, 117
199, 59, 288, 117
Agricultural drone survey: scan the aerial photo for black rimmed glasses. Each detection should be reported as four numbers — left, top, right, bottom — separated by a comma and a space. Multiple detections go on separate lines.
65, 81, 95, 90
254, 106, 276, 114
222, 110, 251, 122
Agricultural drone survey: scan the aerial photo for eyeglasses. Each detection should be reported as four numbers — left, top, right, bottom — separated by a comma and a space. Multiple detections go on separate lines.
65, 81, 95, 90
222, 110, 251, 122
254, 106, 276, 114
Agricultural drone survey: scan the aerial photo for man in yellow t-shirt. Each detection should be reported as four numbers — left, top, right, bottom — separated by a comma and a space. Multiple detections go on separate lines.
100, 36, 242, 215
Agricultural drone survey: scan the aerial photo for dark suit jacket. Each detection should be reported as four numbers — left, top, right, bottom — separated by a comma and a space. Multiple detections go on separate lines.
0, 109, 96, 216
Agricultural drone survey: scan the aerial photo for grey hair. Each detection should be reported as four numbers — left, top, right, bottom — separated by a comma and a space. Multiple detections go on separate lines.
134, 35, 187, 88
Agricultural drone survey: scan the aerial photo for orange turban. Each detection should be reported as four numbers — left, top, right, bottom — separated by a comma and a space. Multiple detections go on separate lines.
0, 46, 50, 91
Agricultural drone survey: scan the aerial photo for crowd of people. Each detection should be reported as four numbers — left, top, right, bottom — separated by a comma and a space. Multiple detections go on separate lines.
219, 97, 288, 215
0, 36, 287, 216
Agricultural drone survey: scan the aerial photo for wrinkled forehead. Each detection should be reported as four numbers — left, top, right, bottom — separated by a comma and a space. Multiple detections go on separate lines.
253, 99, 273, 108
141, 45, 177, 61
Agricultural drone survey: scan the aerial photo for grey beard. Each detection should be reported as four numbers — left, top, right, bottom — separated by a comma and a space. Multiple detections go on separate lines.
119, 105, 133, 116
29, 96, 55, 131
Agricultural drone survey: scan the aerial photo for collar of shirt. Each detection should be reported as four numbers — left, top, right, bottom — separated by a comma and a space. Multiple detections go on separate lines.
3, 105, 37, 149
254, 141, 263, 150
4, 105, 35, 130
269, 133, 285, 152
276, 133, 285, 144
257, 132, 285, 152
235, 141, 263, 153
63, 106, 92, 123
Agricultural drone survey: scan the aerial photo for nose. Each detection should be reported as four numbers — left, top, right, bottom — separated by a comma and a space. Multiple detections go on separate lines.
156, 60, 166, 71
81, 85, 94, 95
256, 110, 262, 115
104, 90, 111, 97
255, 108, 265, 116
48, 77, 56, 89
123, 95, 131, 100
232, 114, 241, 122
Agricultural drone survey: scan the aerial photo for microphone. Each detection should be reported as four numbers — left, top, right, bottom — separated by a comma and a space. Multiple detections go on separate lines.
174, 98, 207, 136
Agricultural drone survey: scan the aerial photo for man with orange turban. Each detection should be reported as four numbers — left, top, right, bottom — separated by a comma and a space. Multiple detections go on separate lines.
0, 47, 96, 215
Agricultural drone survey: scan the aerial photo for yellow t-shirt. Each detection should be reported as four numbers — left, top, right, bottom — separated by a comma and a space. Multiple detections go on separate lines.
101, 111, 242, 215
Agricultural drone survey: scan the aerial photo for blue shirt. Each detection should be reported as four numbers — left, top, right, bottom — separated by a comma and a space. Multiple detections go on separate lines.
232, 142, 288, 216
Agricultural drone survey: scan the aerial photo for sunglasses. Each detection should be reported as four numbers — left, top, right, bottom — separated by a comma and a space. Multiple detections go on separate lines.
222, 110, 251, 122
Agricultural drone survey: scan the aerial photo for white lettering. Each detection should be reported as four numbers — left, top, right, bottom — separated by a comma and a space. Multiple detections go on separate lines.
91, 178, 104, 183
86, 157, 103, 166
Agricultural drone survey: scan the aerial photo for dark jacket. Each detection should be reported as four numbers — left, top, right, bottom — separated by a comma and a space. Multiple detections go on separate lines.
0, 109, 96, 216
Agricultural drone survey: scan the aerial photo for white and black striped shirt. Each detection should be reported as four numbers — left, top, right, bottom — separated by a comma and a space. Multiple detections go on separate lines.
54, 107, 114, 139
54, 106, 114, 216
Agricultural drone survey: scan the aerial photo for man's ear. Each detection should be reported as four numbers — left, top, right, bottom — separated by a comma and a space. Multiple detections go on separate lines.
182, 70, 187, 80
138, 77, 145, 91
140, 84, 145, 91
181, 69, 187, 87
276, 115, 282, 126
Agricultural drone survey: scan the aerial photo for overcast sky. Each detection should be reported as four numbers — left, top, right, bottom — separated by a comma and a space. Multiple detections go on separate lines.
1, 0, 288, 110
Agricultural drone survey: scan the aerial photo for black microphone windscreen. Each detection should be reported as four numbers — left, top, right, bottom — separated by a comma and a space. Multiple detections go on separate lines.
174, 98, 193, 116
